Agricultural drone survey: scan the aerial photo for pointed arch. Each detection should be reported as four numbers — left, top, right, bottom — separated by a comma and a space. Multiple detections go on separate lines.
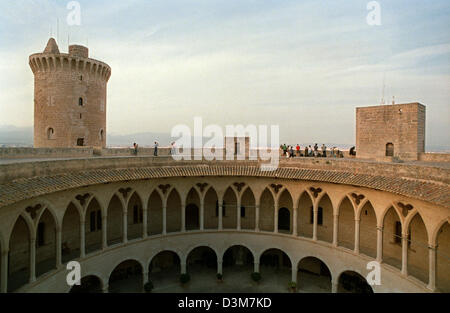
259, 188, 275, 232
166, 188, 181, 233
204, 186, 219, 230
317, 193, 333, 243
107, 194, 123, 246
35, 208, 57, 277
382, 206, 403, 270
62, 202, 81, 263
186, 187, 200, 231
436, 221, 450, 292
278, 189, 293, 234
148, 189, 163, 235
240, 186, 256, 230
337, 196, 355, 250
407, 212, 429, 284
359, 201, 377, 258
297, 190, 313, 238
223, 187, 237, 229
85, 197, 102, 254
127, 191, 144, 240
8, 215, 31, 292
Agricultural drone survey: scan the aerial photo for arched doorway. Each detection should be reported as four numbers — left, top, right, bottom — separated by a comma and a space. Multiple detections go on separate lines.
35, 209, 56, 277
278, 208, 290, 233
108, 260, 143, 293
338, 271, 373, 293
338, 197, 355, 250
223, 245, 254, 272
223, 187, 237, 229
385, 143, 394, 157
297, 257, 332, 292
8, 216, 30, 292
148, 190, 163, 235
149, 251, 181, 292
69, 275, 102, 293
127, 192, 143, 240
62, 202, 80, 264
107, 195, 123, 246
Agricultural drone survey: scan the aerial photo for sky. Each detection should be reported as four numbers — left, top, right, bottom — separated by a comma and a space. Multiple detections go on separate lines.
0, 0, 449, 147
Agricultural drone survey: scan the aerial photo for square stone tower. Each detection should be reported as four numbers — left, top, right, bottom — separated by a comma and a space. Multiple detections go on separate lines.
356, 102, 425, 160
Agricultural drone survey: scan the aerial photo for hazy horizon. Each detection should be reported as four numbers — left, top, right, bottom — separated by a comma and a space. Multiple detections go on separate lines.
0, 0, 449, 147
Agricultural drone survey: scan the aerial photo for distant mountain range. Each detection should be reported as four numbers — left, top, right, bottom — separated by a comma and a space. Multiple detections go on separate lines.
0, 125, 448, 152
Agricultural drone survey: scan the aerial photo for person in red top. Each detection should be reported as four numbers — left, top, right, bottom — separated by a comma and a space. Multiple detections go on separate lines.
296, 144, 300, 157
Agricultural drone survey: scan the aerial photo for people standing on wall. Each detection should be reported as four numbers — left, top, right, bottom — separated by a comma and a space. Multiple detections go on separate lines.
304, 145, 309, 157
133, 142, 138, 156
308, 145, 313, 157
290, 145, 294, 158
154, 141, 159, 156
296, 144, 300, 157
321, 144, 327, 157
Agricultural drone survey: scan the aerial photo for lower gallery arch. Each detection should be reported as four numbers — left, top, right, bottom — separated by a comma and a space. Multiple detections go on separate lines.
148, 250, 181, 292
222, 245, 254, 281
436, 222, 450, 292
204, 187, 218, 230
240, 188, 255, 230
166, 189, 181, 233
35, 209, 56, 277
186, 246, 217, 282
298, 192, 313, 238
147, 190, 163, 235
85, 198, 102, 253
108, 259, 143, 293
62, 203, 80, 264
407, 213, 429, 284
337, 271, 373, 293
338, 197, 355, 250
359, 201, 377, 258
317, 194, 333, 243
127, 192, 143, 240
8, 216, 30, 292
259, 248, 291, 291
382, 206, 402, 270
297, 256, 332, 292
259, 188, 274, 232
107, 195, 123, 246
69, 275, 103, 293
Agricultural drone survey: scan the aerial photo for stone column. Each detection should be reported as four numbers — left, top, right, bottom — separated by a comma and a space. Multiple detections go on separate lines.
56, 227, 62, 268
427, 245, 436, 291
218, 261, 223, 275
274, 202, 279, 233
181, 261, 187, 274
102, 215, 108, 250
218, 199, 223, 230
376, 226, 383, 262
122, 211, 128, 243
291, 267, 297, 284
1, 249, 8, 293
255, 204, 260, 232
401, 233, 408, 275
102, 283, 109, 293
200, 199, 204, 231
30, 238, 36, 283
354, 219, 360, 254
236, 198, 241, 230
254, 261, 260, 273
292, 205, 298, 236
332, 214, 339, 247
80, 219, 85, 258
143, 270, 149, 285
142, 203, 148, 238
331, 279, 338, 293
312, 203, 318, 241
162, 204, 167, 235
181, 199, 186, 232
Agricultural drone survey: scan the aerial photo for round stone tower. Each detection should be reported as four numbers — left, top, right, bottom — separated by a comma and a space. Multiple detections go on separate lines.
29, 38, 111, 148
